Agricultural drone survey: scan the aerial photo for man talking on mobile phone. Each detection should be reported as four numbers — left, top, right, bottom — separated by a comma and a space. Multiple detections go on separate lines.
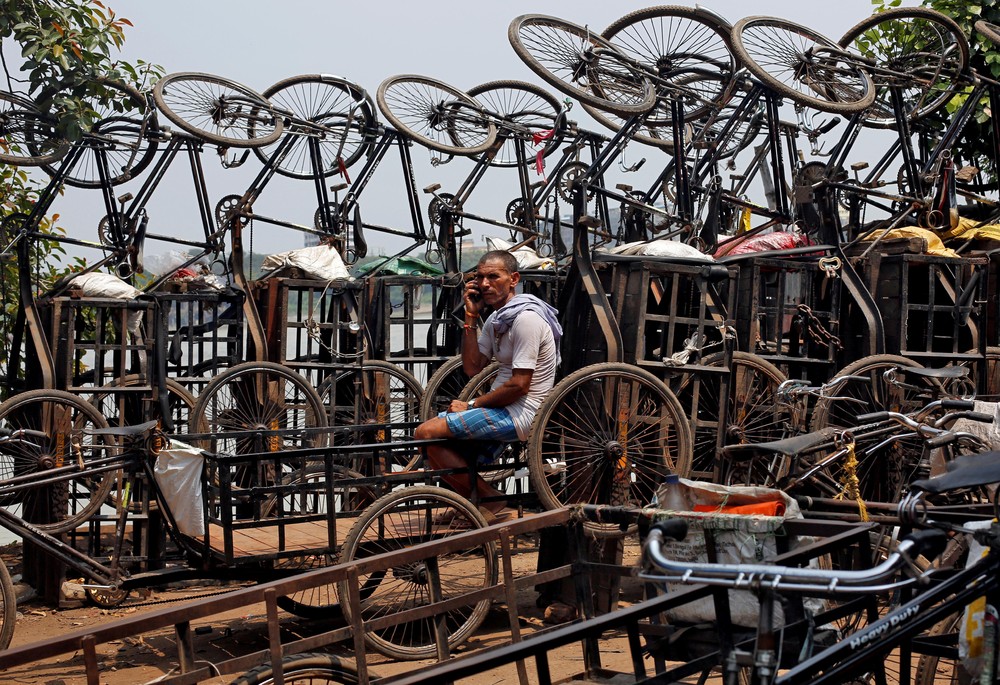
414, 249, 561, 524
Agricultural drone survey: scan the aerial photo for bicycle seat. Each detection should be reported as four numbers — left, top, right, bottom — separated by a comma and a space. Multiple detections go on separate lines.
85, 419, 160, 437
910, 450, 1000, 494
721, 427, 839, 457
903, 365, 969, 380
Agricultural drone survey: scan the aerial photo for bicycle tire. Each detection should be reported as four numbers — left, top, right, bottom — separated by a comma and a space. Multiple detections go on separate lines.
230, 652, 373, 685
319, 360, 422, 470
153, 72, 283, 148
580, 71, 730, 151
673, 352, 788, 484
42, 79, 157, 188
272, 464, 376, 618
86, 375, 196, 435
336, 486, 497, 660
0, 91, 69, 166
456, 362, 502, 403
465, 80, 564, 168
0, 388, 116, 534
190, 361, 328, 455
255, 74, 378, 179
377, 75, 496, 156
913, 611, 965, 685
602, 5, 736, 123
419, 355, 469, 421
0, 558, 14, 649
731, 16, 876, 115
976, 19, 1000, 46
839, 8, 969, 129
527, 362, 692, 518
508, 14, 657, 118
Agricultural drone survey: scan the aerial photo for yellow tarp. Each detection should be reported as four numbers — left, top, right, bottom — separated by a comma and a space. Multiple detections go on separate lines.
859, 226, 960, 258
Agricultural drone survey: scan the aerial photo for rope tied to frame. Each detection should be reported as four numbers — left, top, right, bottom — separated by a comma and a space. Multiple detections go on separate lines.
834, 437, 869, 522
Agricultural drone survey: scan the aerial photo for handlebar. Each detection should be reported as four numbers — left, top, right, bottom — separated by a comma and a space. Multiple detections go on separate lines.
642, 520, 945, 593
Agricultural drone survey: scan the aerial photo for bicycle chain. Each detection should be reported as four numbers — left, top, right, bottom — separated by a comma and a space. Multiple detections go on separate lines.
110, 584, 252, 610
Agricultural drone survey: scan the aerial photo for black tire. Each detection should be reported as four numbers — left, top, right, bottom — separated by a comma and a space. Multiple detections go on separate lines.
377, 75, 496, 156
810, 354, 935, 504
913, 612, 966, 685
527, 363, 692, 520
153, 72, 283, 148
731, 17, 876, 114
0, 389, 116, 533
508, 14, 657, 117
810, 354, 928, 432
319, 360, 422, 470
0, 559, 15, 649
456, 362, 502, 403
190, 361, 327, 455
271, 464, 376, 618
337, 486, 497, 660
42, 79, 156, 187
230, 653, 371, 685
674, 352, 788, 484
86, 375, 196, 435
465, 80, 564, 168
602, 5, 736, 123
256, 74, 378, 179
839, 8, 969, 129
0, 91, 69, 166
419, 355, 469, 421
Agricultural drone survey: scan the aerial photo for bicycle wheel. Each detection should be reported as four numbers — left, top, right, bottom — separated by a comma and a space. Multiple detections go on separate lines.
86, 376, 196, 434
153, 72, 283, 148
255, 74, 378, 179
337, 486, 497, 660
419, 355, 469, 421
320, 360, 422, 470
231, 653, 373, 684
377, 75, 496, 156
913, 611, 966, 685
509, 14, 656, 117
673, 352, 788, 484
271, 464, 376, 618
42, 79, 157, 188
527, 362, 692, 516
0, 558, 14, 649
190, 361, 327, 455
731, 17, 876, 114
839, 8, 969, 129
0, 91, 69, 166
0, 389, 116, 533
457, 362, 502, 403
465, 80, 564, 168
810, 354, 933, 432
603, 5, 736, 122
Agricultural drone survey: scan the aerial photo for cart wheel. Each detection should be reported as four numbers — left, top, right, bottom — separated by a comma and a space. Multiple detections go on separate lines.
673, 352, 788, 485
337, 486, 497, 660
527, 363, 692, 538
272, 465, 377, 619
0, 559, 15, 649
0, 389, 117, 533
230, 652, 374, 684
318, 360, 422, 471
419, 355, 469, 421
85, 375, 196, 434
191, 361, 328, 455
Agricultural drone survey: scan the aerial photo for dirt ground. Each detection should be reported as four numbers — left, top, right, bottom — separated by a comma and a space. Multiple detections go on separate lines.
0, 540, 651, 685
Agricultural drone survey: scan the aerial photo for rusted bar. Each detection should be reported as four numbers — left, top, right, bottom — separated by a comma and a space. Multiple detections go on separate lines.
500, 534, 530, 685
82, 635, 99, 685
264, 588, 283, 685
175, 620, 194, 674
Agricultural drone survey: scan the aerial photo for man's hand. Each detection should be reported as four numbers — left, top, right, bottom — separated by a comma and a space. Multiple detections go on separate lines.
448, 399, 472, 413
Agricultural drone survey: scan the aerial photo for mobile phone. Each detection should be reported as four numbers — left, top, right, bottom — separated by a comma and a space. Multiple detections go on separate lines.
468, 289, 482, 303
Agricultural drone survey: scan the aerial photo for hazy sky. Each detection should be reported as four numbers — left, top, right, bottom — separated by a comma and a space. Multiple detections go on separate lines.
23, 0, 917, 265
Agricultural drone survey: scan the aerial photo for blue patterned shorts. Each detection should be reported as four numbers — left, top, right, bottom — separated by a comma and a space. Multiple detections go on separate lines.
441, 407, 519, 456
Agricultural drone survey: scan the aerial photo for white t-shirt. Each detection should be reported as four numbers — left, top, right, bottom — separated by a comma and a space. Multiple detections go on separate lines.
478, 309, 557, 440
